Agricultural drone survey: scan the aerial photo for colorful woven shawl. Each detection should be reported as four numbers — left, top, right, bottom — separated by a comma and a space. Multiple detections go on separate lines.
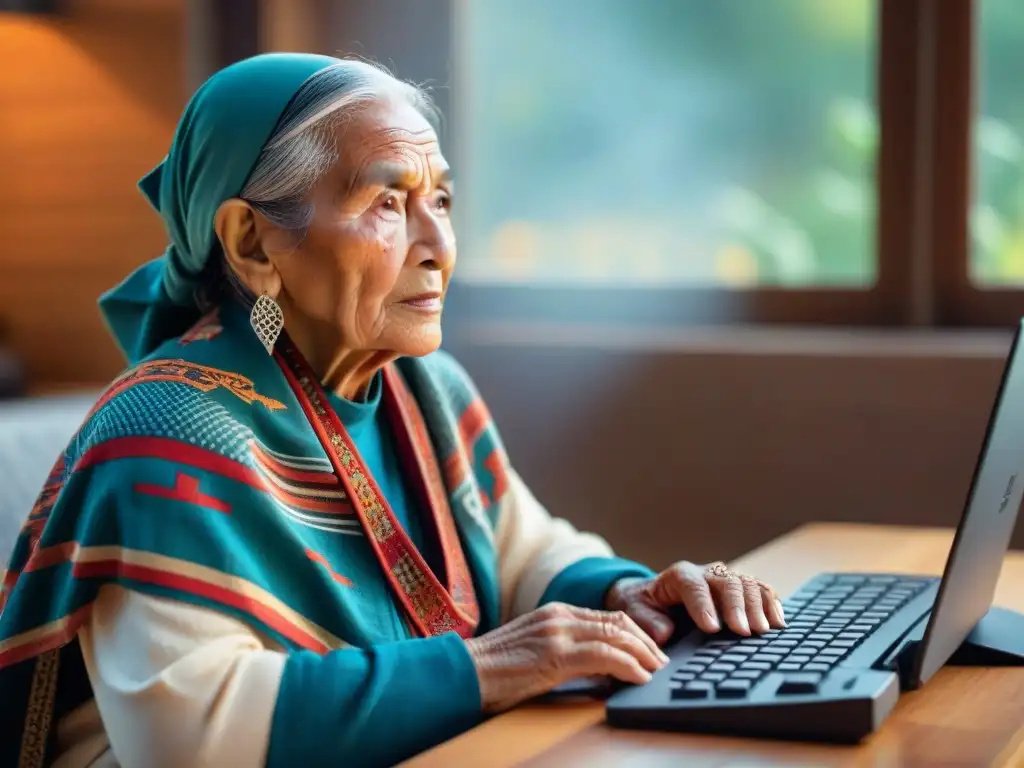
0, 302, 508, 767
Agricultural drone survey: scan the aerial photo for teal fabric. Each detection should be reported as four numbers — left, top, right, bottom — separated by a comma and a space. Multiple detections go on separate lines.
269, 633, 481, 768
98, 53, 339, 364
324, 381, 442, 579
540, 556, 656, 611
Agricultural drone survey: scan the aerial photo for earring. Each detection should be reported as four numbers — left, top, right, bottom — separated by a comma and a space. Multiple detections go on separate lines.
250, 294, 284, 354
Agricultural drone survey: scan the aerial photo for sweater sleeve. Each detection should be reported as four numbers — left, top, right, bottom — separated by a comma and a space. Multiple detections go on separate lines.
495, 470, 655, 622
78, 585, 482, 768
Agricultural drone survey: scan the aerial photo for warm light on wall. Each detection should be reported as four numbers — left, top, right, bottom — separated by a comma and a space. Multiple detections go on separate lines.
0, 0, 184, 385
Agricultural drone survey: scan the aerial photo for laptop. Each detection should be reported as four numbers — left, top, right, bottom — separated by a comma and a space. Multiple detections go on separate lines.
605, 320, 1024, 743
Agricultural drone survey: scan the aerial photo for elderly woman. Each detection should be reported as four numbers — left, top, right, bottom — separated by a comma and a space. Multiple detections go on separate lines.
0, 54, 785, 768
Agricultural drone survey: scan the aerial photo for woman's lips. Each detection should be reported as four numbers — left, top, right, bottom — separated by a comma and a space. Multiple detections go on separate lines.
400, 294, 443, 311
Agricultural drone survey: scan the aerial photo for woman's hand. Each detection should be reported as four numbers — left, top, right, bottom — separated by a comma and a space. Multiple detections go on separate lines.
604, 561, 787, 646
463, 602, 670, 713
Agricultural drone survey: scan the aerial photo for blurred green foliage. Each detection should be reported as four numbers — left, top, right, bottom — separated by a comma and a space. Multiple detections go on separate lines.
463, 0, 1023, 287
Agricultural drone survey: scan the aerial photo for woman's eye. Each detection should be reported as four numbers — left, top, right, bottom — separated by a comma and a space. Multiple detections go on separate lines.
437, 193, 453, 212
380, 194, 399, 212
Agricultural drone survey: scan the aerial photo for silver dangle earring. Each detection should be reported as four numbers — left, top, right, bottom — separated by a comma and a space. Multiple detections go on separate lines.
250, 293, 284, 354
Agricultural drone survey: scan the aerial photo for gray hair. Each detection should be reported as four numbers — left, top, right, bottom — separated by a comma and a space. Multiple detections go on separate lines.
240, 58, 440, 233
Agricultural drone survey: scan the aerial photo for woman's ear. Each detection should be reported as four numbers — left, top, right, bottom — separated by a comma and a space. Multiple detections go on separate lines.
214, 199, 283, 298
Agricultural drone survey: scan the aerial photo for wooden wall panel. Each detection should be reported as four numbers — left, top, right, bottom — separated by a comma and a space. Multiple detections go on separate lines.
0, 0, 185, 387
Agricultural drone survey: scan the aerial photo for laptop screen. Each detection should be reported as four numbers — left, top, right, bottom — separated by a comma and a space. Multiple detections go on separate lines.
912, 321, 1024, 685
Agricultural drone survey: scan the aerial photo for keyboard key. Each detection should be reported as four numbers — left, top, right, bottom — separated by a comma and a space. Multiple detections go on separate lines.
778, 662, 802, 671
804, 663, 831, 672
729, 646, 759, 655
671, 671, 696, 681
716, 680, 753, 698
719, 654, 748, 664
731, 669, 763, 680
754, 653, 785, 664
788, 654, 812, 664
700, 671, 727, 683
737, 638, 769, 646
708, 663, 736, 673
672, 680, 713, 699
742, 661, 773, 671
777, 672, 823, 694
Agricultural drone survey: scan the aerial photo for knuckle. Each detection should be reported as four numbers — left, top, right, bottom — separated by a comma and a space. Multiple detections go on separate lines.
663, 562, 690, 585
609, 610, 630, 626
725, 579, 746, 600
541, 602, 571, 620
536, 618, 564, 637
544, 632, 573, 659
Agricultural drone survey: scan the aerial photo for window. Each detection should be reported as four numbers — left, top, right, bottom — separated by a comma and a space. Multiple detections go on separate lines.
457, 0, 878, 289
973, 0, 1024, 287
444, 0, 1024, 328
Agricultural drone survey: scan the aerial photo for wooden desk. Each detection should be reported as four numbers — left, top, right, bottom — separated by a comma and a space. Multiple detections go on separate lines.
406, 523, 1024, 767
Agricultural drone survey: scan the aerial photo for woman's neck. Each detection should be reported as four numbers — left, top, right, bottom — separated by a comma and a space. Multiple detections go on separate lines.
281, 312, 396, 402
318, 348, 395, 401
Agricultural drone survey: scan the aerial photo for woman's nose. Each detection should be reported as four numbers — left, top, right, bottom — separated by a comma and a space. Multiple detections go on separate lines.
407, 205, 455, 269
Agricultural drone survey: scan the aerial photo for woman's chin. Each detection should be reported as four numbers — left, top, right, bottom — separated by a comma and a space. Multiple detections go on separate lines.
390, 324, 443, 358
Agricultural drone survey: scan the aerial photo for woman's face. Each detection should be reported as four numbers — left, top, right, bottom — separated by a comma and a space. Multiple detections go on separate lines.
263, 96, 456, 361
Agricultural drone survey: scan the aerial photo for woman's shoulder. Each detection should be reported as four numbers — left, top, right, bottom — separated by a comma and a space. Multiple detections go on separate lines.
72, 312, 284, 465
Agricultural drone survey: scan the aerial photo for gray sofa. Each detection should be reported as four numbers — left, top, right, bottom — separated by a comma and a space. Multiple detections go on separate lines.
0, 393, 97, 564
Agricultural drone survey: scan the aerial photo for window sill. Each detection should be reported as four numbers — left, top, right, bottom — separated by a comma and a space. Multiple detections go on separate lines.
448, 322, 1015, 360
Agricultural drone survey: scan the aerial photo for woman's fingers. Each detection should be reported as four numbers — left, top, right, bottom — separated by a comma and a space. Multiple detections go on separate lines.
623, 600, 676, 646
649, 562, 722, 633
561, 605, 669, 671
705, 570, 751, 635
761, 582, 787, 628
565, 641, 654, 686
740, 575, 770, 634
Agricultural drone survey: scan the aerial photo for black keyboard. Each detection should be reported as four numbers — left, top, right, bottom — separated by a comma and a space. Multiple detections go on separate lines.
607, 573, 940, 743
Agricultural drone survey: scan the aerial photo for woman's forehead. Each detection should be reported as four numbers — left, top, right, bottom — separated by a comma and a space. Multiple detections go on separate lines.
337, 99, 441, 161
330, 99, 448, 186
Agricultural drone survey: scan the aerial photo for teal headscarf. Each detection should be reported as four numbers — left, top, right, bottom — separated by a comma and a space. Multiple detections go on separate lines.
99, 53, 339, 364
